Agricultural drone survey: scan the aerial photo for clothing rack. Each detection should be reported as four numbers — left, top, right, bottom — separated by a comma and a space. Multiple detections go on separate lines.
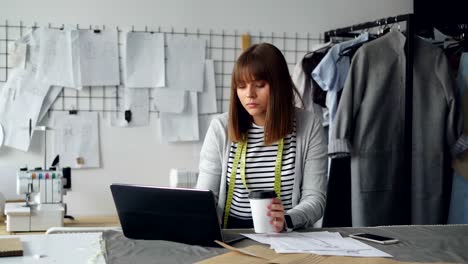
323, 13, 414, 224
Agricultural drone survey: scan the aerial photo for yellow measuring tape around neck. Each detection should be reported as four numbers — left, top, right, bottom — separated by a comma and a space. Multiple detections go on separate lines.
223, 138, 284, 228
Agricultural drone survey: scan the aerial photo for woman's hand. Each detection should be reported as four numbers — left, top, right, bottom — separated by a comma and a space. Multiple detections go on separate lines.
267, 198, 285, 233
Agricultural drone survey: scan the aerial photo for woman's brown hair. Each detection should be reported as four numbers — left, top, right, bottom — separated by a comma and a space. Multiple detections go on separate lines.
228, 43, 301, 145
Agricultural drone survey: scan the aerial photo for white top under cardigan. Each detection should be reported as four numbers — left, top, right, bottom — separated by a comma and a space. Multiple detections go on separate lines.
196, 109, 327, 229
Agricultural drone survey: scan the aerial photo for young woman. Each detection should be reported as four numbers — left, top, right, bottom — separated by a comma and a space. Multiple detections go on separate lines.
197, 43, 327, 232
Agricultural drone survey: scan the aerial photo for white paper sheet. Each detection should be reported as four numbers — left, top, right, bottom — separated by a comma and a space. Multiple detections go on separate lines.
52, 111, 100, 168
242, 232, 392, 258
19, 30, 41, 69
160, 92, 199, 142
9, 42, 27, 69
70, 30, 82, 89
198, 60, 217, 114
38, 86, 63, 123
111, 86, 150, 127
0, 123, 4, 148
124, 32, 165, 88
0, 69, 50, 151
78, 29, 120, 86
153, 88, 186, 113
0, 29, 53, 151
37, 28, 76, 88
166, 35, 205, 92
309, 238, 393, 257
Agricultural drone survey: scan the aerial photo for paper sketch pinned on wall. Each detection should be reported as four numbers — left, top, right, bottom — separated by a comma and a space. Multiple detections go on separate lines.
78, 29, 120, 86
153, 88, 186, 113
0, 69, 50, 151
198, 60, 217, 114
17, 29, 41, 68
0, 30, 53, 151
124, 32, 165, 88
53, 111, 100, 168
38, 86, 64, 123
8, 42, 27, 69
160, 92, 199, 142
37, 28, 76, 88
111, 86, 150, 127
166, 35, 206, 92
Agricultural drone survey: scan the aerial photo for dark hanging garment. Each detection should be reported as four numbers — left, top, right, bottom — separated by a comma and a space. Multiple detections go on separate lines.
322, 156, 352, 227
302, 48, 330, 108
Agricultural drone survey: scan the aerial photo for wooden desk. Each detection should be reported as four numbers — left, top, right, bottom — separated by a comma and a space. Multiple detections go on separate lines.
0, 215, 120, 235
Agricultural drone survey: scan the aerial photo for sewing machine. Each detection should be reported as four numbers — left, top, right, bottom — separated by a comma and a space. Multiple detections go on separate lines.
4, 167, 70, 232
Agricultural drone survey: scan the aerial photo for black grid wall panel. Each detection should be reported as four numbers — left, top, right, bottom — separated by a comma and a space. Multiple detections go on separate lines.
0, 21, 321, 114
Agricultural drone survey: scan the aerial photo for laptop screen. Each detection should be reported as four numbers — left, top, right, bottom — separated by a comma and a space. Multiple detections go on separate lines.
110, 184, 223, 247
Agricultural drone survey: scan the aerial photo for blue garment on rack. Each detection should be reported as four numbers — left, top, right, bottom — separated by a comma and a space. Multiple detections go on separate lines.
448, 52, 468, 224
311, 33, 369, 130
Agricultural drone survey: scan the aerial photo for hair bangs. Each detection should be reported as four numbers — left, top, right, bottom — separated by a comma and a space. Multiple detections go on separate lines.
232, 53, 270, 88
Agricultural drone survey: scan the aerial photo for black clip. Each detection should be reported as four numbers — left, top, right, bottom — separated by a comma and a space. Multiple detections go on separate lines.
28, 118, 32, 138
69, 110, 78, 115
124, 110, 132, 123
93, 29, 101, 34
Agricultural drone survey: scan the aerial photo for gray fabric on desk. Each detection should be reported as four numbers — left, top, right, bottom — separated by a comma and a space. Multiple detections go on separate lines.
103, 225, 468, 263
103, 230, 226, 264
323, 225, 468, 263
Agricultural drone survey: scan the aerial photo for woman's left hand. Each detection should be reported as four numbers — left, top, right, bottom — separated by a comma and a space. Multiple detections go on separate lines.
267, 198, 285, 233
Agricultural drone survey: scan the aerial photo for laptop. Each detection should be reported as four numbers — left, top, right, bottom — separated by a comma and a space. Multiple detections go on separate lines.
110, 183, 245, 247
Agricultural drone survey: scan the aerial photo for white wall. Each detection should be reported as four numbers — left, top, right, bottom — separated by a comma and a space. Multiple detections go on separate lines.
0, 0, 413, 216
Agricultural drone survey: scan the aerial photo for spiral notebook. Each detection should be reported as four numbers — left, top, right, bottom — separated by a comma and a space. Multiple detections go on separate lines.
0, 238, 23, 257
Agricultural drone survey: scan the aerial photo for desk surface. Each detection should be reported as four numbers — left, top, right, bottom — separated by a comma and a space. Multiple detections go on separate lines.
0, 215, 120, 235
104, 224, 468, 263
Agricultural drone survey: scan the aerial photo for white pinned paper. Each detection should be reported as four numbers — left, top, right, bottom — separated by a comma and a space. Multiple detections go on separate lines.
166, 35, 206, 92
198, 60, 217, 114
124, 32, 165, 88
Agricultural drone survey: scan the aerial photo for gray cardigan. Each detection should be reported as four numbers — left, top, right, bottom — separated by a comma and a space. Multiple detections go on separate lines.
196, 109, 327, 229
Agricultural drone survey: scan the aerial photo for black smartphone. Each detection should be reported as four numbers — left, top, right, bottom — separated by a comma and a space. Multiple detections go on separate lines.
349, 233, 399, 245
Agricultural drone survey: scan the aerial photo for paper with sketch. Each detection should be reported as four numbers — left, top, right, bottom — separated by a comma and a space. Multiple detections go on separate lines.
37, 28, 76, 88
160, 92, 199, 142
52, 111, 100, 168
166, 35, 205, 92
0, 68, 50, 151
78, 29, 119, 86
153, 88, 186, 113
308, 238, 393, 257
198, 60, 217, 114
9, 42, 27, 69
111, 86, 149, 127
124, 32, 165, 88
38, 86, 63, 123
242, 232, 392, 258
19, 30, 41, 68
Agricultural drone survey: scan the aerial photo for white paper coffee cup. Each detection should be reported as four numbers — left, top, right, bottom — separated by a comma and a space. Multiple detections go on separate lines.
249, 190, 276, 233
